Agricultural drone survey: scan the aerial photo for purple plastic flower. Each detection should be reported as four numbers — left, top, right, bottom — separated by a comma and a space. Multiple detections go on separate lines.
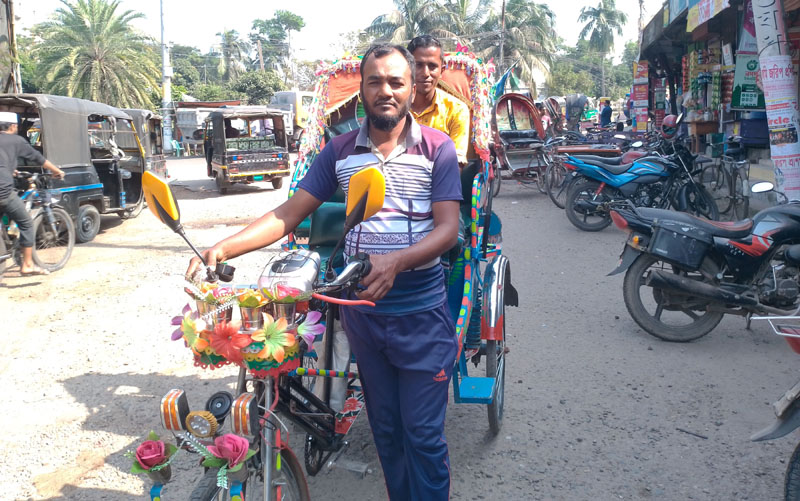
170, 304, 192, 340
297, 311, 325, 350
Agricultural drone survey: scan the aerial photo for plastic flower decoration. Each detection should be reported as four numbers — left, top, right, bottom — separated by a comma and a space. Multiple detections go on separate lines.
209, 321, 251, 363
125, 431, 178, 474
180, 433, 256, 489
200, 283, 234, 305
171, 304, 207, 344
236, 289, 266, 308
296, 311, 324, 351
251, 313, 295, 363
261, 283, 307, 304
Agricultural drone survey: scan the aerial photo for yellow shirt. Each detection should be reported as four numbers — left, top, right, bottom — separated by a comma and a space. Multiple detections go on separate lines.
411, 89, 470, 164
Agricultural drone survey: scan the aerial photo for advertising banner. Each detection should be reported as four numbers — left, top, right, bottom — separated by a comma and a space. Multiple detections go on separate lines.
633, 61, 648, 84
687, 0, 730, 32
738, 0, 758, 54
761, 54, 800, 197
731, 53, 765, 109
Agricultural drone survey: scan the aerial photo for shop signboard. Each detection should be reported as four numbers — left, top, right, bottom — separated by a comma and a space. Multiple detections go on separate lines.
687, 0, 730, 32
760, 54, 800, 198
633, 61, 648, 84
731, 53, 765, 109
738, 0, 758, 54
633, 61, 649, 132
669, 0, 688, 23
632, 84, 648, 108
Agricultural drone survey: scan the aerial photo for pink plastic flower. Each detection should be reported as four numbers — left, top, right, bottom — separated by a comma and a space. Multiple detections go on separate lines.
207, 434, 250, 468
135, 440, 166, 470
296, 311, 325, 351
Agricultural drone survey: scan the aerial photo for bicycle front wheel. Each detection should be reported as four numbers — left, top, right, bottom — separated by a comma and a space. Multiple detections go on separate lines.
699, 164, 731, 216
32, 207, 75, 272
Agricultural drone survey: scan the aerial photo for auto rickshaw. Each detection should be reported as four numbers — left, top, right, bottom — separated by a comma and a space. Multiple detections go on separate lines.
124, 108, 167, 179
0, 94, 147, 242
203, 106, 291, 194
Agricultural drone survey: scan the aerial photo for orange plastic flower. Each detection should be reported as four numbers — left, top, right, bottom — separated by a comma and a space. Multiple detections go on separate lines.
209, 321, 251, 363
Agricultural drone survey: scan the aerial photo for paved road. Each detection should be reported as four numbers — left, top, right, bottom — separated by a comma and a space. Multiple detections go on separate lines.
3, 157, 795, 499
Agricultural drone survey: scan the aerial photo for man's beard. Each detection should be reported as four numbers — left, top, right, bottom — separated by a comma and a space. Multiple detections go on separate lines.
365, 98, 411, 132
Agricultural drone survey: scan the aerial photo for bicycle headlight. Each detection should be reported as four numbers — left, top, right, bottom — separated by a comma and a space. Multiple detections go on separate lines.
160, 389, 190, 432
186, 410, 218, 438
232, 392, 259, 437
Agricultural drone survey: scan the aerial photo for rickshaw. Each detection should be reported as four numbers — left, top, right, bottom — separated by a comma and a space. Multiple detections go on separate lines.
137, 49, 515, 501
124, 109, 167, 179
203, 107, 291, 194
0, 94, 147, 242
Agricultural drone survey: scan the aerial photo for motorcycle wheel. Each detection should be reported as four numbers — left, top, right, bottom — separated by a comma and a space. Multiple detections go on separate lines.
490, 158, 502, 197
785, 441, 800, 500
32, 207, 75, 272
622, 254, 724, 342
565, 178, 613, 231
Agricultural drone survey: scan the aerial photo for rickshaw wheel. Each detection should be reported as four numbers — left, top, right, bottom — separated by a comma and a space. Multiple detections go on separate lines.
272, 177, 284, 190
486, 302, 506, 436
304, 434, 325, 476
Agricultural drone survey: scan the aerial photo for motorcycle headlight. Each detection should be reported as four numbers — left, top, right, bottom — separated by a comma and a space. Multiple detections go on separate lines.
160, 389, 190, 432
186, 410, 218, 438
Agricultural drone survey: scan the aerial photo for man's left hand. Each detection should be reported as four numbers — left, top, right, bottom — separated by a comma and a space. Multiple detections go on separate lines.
357, 253, 401, 302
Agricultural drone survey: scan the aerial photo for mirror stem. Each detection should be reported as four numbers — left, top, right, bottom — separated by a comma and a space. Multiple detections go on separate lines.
176, 228, 207, 266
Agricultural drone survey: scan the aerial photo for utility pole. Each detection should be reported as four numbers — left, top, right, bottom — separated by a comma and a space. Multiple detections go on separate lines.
498, 0, 506, 75
257, 40, 265, 72
160, 0, 174, 153
752, 0, 800, 199
0, 0, 20, 93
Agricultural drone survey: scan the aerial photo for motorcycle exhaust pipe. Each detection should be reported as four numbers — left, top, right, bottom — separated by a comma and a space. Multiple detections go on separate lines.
645, 270, 758, 307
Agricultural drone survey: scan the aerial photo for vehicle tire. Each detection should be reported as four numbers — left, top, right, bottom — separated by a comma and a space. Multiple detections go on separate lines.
216, 172, 228, 195
188, 469, 221, 501
31, 207, 74, 272
486, 300, 506, 436
272, 177, 284, 190
683, 183, 720, 221
699, 164, 731, 215
622, 254, 724, 342
76, 205, 100, 243
565, 178, 613, 231
784, 441, 800, 501
534, 153, 549, 194
0, 235, 7, 282
731, 170, 750, 220
118, 198, 144, 220
490, 158, 501, 198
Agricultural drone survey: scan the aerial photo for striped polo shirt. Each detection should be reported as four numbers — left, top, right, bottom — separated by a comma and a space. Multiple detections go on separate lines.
298, 115, 462, 314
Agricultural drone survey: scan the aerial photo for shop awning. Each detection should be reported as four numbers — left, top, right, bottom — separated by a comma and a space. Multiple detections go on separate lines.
687, 0, 731, 32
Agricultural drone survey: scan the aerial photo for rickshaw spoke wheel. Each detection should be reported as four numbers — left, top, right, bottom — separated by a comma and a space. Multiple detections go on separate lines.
486, 302, 506, 436
303, 434, 325, 476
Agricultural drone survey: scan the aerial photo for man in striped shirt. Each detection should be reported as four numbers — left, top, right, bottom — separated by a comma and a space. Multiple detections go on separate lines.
189, 44, 462, 500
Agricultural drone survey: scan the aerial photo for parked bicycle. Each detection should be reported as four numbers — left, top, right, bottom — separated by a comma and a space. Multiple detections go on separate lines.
0, 171, 75, 280
700, 136, 751, 219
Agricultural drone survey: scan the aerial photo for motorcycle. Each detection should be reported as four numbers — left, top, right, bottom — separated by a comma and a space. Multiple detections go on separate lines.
563, 114, 718, 231
751, 315, 800, 500
607, 182, 800, 342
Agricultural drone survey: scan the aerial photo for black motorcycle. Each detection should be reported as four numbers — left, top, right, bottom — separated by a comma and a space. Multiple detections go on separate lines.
608, 183, 799, 342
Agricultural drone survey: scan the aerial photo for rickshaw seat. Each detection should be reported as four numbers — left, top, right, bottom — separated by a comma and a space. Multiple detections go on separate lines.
308, 201, 346, 271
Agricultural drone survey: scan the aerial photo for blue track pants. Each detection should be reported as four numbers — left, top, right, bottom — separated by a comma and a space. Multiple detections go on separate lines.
340, 303, 458, 500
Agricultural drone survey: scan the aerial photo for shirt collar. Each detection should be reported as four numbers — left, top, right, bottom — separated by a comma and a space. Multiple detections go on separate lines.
412, 89, 443, 118
355, 112, 422, 150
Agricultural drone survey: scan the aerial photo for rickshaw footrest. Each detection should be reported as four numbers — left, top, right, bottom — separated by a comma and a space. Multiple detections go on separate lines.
457, 377, 495, 404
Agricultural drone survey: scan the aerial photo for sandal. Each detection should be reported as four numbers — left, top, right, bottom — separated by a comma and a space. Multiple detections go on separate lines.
20, 267, 50, 276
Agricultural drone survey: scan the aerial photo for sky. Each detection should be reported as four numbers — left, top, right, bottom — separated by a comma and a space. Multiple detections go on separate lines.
17, 0, 665, 63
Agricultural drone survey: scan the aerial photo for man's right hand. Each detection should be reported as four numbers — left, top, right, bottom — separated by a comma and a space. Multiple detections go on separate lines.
186, 245, 226, 282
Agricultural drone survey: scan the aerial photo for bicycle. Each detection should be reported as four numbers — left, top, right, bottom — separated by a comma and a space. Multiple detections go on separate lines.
0, 171, 75, 280
699, 137, 750, 219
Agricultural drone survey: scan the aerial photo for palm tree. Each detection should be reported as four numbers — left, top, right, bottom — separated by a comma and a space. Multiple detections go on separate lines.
216, 30, 250, 82
367, 0, 449, 43
439, 0, 494, 45
578, 0, 627, 96
30, 0, 159, 108
475, 0, 556, 96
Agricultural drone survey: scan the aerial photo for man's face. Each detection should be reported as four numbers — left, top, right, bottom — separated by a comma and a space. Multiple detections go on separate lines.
412, 46, 443, 96
361, 50, 415, 132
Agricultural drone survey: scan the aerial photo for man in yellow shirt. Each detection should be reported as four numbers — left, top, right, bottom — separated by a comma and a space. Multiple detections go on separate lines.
407, 36, 470, 165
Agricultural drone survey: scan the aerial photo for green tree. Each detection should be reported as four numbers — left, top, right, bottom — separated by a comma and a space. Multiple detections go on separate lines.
216, 30, 250, 82
578, 0, 627, 96
30, 0, 159, 108
439, 0, 493, 45
230, 71, 284, 104
250, 10, 305, 82
367, 0, 449, 43
546, 59, 595, 97
191, 83, 244, 102
17, 35, 42, 93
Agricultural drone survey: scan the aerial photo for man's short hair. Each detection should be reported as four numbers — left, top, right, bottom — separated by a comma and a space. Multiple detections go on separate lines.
407, 35, 444, 62
605, 99, 611, 105
360, 44, 416, 82
0, 122, 14, 132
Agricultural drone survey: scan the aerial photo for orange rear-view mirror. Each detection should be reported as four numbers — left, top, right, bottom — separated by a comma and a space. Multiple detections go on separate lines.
142, 171, 181, 233
345, 166, 385, 230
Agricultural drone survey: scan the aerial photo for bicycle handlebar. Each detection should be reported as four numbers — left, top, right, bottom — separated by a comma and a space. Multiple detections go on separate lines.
313, 252, 375, 307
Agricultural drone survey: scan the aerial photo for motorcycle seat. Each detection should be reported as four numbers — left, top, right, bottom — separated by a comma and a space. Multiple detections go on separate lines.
636, 207, 753, 238
573, 156, 632, 175
573, 154, 624, 165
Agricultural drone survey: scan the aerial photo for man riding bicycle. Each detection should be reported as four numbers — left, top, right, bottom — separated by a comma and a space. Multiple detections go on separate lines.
187, 44, 461, 500
0, 112, 65, 276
